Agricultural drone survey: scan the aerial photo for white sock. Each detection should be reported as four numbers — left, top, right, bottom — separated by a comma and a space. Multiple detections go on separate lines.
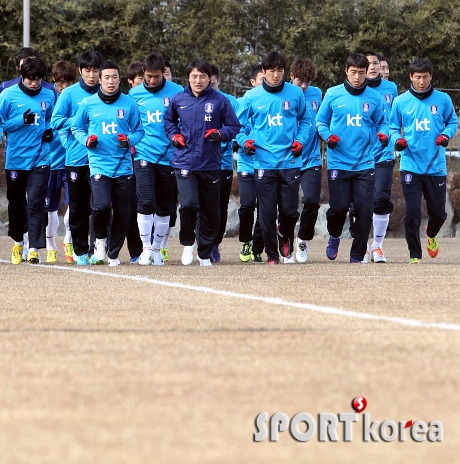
14, 241, 24, 246
371, 213, 390, 250
138, 213, 154, 248
46, 211, 59, 250
160, 227, 172, 249
63, 208, 72, 243
152, 214, 170, 250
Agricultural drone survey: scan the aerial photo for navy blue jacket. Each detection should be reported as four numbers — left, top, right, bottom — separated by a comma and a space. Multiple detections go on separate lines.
164, 83, 241, 171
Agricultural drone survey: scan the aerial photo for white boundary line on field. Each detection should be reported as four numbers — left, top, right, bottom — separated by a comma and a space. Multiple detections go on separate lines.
3, 260, 460, 332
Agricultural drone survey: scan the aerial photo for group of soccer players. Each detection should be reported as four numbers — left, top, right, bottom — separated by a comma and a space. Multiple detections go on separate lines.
0, 46, 457, 266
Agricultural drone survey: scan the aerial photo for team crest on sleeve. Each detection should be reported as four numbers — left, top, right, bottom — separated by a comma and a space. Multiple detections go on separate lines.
362, 102, 370, 113
430, 105, 438, 115
282, 100, 291, 111
70, 171, 78, 182
310, 100, 318, 111
117, 109, 125, 119
10, 171, 17, 180
40, 101, 47, 111
330, 170, 338, 180
384, 94, 391, 104
163, 97, 171, 107
204, 103, 214, 113
405, 173, 412, 184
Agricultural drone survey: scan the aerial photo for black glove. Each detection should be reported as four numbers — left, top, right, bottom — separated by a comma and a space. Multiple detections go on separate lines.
42, 128, 53, 143
232, 141, 241, 153
23, 109, 35, 125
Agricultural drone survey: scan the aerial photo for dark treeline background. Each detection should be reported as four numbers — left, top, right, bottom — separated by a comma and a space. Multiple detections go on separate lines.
1, 0, 460, 103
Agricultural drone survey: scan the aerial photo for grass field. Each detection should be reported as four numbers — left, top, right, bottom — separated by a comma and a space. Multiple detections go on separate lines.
0, 235, 459, 463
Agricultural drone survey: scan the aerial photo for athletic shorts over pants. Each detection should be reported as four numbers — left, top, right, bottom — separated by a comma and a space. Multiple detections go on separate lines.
400, 171, 447, 259
327, 168, 375, 261
254, 168, 300, 261
175, 169, 221, 260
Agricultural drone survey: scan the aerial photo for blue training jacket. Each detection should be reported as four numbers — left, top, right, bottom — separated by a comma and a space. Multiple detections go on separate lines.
301, 85, 323, 171
236, 81, 310, 170
316, 82, 388, 171
128, 78, 183, 166
367, 77, 398, 163
0, 83, 54, 170
164, 83, 241, 171
219, 89, 239, 171
389, 88, 458, 176
51, 79, 100, 167
71, 91, 144, 177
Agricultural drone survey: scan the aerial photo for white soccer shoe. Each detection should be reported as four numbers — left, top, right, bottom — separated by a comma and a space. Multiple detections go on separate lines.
361, 244, 370, 264
282, 254, 296, 264
197, 255, 212, 267
152, 250, 164, 266
295, 238, 309, 263
94, 238, 107, 263
108, 257, 120, 267
371, 247, 387, 263
139, 248, 153, 265
182, 244, 195, 266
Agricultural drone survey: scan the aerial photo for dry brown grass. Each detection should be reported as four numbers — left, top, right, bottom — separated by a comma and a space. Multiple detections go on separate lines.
0, 236, 459, 463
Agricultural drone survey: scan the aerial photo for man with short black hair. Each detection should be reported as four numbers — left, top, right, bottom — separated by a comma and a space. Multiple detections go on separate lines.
237, 51, 310, 265
0, 57, 55, 264
45, 61, 77, 263
51, 51, 104, 265
289, 58, 323, 264
237, 64, 265, 263
71, 60, 145, 266
316, 53, 388, 263
389, 58, 458, 263
164, 59, 241, 266
129, 53, 183, 266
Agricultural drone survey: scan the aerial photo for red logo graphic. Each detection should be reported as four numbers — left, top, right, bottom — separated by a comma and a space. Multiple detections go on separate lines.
352, 396, 367, 413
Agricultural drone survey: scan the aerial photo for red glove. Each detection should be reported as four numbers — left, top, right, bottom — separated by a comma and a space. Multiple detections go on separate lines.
377, 132, 389, 148
204, 129, 222, 142
171, 134, 186, 148
243, 139, 256, 156
327, 135, 340, 149
291, 141, 303, 158
395, 138, 408, 151
86, 134, 98, 148
435, 135, 449, 147
117, 134, 130, 148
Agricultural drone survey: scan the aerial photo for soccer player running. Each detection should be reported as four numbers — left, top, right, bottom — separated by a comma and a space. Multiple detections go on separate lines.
51, 51, 103, 265
237, 64, 265, 263
289, 58, 323, 264
208, 64, 240, 263
71, 60, 145, 266
357, 52, 398, 263
164, 59, 241, 267
129, 53, 183, 266
236, 51, 310, 265
316, 53, 389, 263
45, 61, 77, 263
0, 57, 55, 264
389, 58, 458, 264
